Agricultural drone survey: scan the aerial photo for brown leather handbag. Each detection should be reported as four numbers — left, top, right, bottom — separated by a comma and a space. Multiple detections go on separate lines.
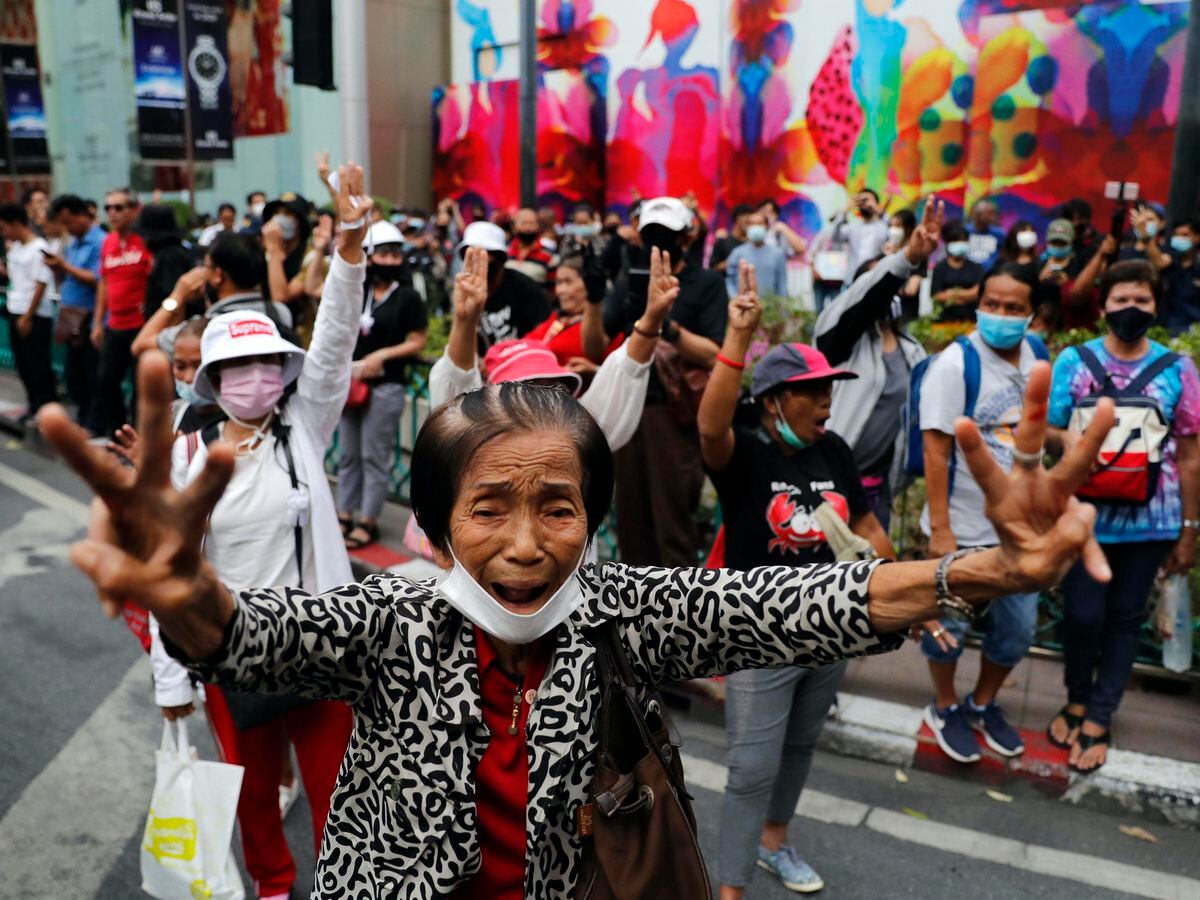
576, 622, 712, 899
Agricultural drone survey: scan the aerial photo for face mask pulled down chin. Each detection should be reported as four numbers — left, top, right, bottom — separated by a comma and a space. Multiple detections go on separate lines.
217, 359, 285, 421
438, 549, 585, 644
1106, 306, 1155, 343
976, 310, 1031, 350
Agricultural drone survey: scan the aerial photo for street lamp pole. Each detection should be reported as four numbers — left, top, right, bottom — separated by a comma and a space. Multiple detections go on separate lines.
518, 0, 537, 208
337, 0, 371, 181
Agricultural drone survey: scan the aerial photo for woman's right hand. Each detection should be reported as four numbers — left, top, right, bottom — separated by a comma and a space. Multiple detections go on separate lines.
38, 351, 236, 659
453, 246, 489, 324
911, 621, 959, 653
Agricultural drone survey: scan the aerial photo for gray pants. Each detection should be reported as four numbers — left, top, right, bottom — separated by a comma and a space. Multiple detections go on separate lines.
337, 382, 406, 520
717, 660, 847, 887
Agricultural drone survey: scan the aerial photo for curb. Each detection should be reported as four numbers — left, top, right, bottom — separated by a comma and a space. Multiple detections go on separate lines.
350, 536, 1200, 829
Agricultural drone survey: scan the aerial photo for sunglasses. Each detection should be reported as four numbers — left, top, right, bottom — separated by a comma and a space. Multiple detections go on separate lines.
105, 203, 129, 212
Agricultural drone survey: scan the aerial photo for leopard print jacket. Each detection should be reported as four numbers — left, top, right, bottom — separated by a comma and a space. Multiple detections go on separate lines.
183, 559, 902, 898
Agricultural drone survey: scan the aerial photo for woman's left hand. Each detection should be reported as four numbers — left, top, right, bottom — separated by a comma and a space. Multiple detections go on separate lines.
359, 352, 385, 380
958, 362, 1115, 593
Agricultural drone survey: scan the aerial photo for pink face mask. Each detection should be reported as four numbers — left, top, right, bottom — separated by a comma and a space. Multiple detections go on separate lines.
217, 359, 284, 420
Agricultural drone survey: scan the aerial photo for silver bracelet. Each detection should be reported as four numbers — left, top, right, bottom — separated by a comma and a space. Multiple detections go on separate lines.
935, 547, 987, 621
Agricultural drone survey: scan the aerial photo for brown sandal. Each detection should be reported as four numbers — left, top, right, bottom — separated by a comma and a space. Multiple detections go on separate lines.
1046, 705, 1083, 750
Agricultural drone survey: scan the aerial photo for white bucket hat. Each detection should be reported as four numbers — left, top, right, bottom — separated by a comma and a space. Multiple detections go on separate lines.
192, 311, 305, 404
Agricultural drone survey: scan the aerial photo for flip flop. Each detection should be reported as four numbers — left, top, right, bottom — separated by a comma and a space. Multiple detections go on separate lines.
1069, 729, 1111, 775
1046, 705, 1083, 750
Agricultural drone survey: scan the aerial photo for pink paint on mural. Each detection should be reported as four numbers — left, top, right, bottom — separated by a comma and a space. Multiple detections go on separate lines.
432, 81, 521, 214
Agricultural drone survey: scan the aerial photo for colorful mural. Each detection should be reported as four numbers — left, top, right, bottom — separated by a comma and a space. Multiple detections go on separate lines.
440, 0, 1191, 237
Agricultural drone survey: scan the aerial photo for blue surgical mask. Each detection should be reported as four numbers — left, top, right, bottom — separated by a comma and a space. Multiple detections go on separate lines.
1170, 235, 1194, 254
746, 224, 767, 244
175, 378, 202, 406
1046, 244, 1072, 259
1144, 221, 1159, 239
976, 310, 1032, 350
775, 413, 809, 450
947, 241, 969, 258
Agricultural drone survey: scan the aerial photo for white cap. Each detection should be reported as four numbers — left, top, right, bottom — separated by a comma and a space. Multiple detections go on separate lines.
192, 311, 305, 403
638, 196, 692, 233
457, 220, 509, 256
367, 220, 405, 248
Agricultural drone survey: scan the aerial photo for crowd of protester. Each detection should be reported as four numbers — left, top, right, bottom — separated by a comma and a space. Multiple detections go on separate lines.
8, 164, 1200, 898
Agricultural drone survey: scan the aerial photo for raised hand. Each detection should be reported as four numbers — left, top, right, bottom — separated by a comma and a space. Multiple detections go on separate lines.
959, 362, 1114, 591
728, 260, 762, 333
453, 245, 490, 323
644, 247, 680, 326
261, 217, 285, 254
37, 352, 236, 658
905, 195, 944, 265
316, 150, 334, 200
580, 242, 607, 304
333, 162, 373, 230
311, 215, 334, 254
107, 423, 142, 469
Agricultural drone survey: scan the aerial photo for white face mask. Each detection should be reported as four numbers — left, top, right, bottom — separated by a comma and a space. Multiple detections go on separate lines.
1016, 230, 1038, 250
250, 201, 265, 219
887, 226, 905, 245
438, 549, 585, 644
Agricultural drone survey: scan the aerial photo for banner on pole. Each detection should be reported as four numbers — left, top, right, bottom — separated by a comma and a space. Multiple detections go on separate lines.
131, 0, 187, 161
182, 0, 232, 160
0, 42, 48, 174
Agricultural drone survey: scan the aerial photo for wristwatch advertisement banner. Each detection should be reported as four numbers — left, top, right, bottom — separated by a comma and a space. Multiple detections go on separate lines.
0, 42, 49, 174
183, 0, 233, 160
132, 0, 233, 162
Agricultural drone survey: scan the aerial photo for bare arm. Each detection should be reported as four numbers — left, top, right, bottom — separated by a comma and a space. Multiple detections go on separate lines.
90, 279, 107, 347
1166, 434, 1200, 575
446, 246, 488, 371
131, 267, 207, 356
697, 261, 760, 471
303, 218, 333, 298
673, 326, 720, 367
851, 511, 895, 560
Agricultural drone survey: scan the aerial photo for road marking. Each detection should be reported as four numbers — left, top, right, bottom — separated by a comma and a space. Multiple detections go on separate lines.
679, 752, 1200, 900
0, 459, 90, 522
0, 658, 159, 899
0, 507, 74, 591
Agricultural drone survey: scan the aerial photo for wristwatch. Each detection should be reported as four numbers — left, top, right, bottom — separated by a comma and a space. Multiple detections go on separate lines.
161, 297, 179, 313
188, 35, 227, 109
934, 547, 987, 621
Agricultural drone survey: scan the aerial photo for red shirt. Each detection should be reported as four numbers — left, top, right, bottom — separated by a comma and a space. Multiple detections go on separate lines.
451, 628, 552, 900
100, 231, 151, 330
507, 238, 556, 288
526, 312, 625, 367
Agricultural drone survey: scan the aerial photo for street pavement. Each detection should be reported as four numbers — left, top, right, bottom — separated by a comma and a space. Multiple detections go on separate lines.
1, 436, 1198, 900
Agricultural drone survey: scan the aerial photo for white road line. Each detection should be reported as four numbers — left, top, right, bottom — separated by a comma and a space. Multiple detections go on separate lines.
0, 459, 90, 523
678, 752, 1200, 900
0, 658, 159, 900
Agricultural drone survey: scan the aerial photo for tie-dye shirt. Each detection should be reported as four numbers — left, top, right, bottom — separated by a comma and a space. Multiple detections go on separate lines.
1049, 338, 1200, 543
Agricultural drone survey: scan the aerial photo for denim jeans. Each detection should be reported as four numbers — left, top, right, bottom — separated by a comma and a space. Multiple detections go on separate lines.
921, 591, 1039, 668
717, 660, 846, 887
1062, 540, 1172, 729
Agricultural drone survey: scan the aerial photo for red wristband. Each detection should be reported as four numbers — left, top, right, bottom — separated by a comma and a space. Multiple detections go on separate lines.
716, 352, 745, 371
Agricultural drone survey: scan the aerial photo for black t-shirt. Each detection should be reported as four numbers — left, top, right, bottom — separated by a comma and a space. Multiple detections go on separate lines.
602, 262, 728, 404
477, 268, 552, 353
1163, 253, 1200, 334
931, 258, 984, 321
709, 235, 743, 270
144, 242, 200, 320
709, 427, 868, 569
355, 282, 429, 383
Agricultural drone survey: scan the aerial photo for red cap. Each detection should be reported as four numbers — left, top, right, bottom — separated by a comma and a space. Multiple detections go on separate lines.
481, 339, 583, 396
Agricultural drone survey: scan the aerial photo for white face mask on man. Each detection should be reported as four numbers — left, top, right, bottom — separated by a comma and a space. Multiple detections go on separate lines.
437, 549, 585, 644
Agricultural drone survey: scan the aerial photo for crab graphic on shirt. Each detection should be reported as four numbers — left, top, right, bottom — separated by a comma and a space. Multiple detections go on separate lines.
765, 484, 850, 555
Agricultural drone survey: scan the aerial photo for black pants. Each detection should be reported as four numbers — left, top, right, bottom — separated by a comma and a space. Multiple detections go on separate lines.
5, 311, 56, 415
614, 405, 706, 567
63, 317, 98, 427
93, 327, 138, 437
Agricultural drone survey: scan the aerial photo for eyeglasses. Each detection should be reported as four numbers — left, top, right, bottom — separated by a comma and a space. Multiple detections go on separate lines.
105, 203, 128, 212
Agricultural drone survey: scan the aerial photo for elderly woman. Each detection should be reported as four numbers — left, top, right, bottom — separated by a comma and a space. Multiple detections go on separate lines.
40, 336, 1112, 895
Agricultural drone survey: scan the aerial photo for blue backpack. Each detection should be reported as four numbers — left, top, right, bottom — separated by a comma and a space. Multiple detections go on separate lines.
901, 333, 1049, 491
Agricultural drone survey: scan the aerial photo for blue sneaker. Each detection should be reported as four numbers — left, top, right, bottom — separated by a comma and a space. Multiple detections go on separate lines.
756, 845, 825, 893
966, 693, 1025, 757
923, 701, 981, 763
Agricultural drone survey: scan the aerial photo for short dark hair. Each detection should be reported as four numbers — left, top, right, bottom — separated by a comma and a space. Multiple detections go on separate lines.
411, 382, 613, 554
557, 253, 584, 277
246, 190, 265, 205
941, 220, 968, 243
1173, 217, 1200, 234
1060, 198, 1092, 222
21, 187, 46, 206
759, 198, 781, 215
0, 203, 29, 225
983, 262, 1038, 300
731, 203, 754, 222
50, 193, 89, 219
217, 202, 236, 215
891, 208, 916, 233
859, 187, 881, 202
1099, 259, 1161, 307
207, 233, 264, 291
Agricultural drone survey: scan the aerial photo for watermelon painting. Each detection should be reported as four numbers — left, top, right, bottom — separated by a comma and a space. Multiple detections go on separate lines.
807, 25, 863, 185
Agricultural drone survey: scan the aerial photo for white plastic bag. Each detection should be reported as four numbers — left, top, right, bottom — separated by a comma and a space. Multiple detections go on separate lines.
1159, 575, 1194, 674
141, 719, 246, 900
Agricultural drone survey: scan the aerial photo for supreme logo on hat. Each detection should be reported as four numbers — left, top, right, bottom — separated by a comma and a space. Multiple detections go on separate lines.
229, 320, 274, 338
